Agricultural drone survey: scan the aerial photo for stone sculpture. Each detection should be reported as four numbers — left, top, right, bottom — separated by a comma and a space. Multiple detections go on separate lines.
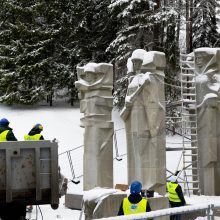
75, 63, 114, 190
191, 48, 220, 195
121, 49, 166, 195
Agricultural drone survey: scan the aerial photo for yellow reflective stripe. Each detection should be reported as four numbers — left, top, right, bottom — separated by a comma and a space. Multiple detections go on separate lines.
24, 134, 41, 140
167, 182, 181, 203
123, 198, 147, 215
0, 130, 9, 141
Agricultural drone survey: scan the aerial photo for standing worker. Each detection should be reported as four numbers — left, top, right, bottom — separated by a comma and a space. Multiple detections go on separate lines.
167, 176, 186, 220
0, 118, 26, 220
0, 118, 17, 141
24, 123, 44, 140
118, 180, 151, 216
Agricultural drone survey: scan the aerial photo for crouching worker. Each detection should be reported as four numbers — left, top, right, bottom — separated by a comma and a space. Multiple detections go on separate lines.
24, 123, 44, 140
167, 176, 186, 220
118, 180, 151, 216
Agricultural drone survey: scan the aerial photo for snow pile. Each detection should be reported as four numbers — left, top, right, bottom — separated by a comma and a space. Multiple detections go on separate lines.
186, 195, 220, 205
83, 188, 119, 204
94, 201, 220, 220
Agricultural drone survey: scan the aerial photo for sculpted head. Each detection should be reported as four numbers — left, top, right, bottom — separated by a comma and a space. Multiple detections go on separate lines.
83, 63, 100, 84
131, 58, 143, 72
193, 48, 220, 75
195, 51, 213, 69
84, 71, 98, 84
130, 49, 147, 73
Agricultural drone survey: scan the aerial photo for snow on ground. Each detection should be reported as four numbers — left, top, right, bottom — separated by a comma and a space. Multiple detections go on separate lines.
26, 201, 81, 220
1, 102, 220, 219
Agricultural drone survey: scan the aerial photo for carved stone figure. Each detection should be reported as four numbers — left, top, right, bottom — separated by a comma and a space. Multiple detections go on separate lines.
191, 48, 220, 195
194, 48, 220, 106
75, 63, 114, 190
121, 50, 166, 195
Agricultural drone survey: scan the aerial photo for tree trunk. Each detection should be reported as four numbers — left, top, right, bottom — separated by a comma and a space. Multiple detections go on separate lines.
186, 0, 193, 53
176, 0, 181, 49
153, 0, 161, 50
189, 0, 193, 52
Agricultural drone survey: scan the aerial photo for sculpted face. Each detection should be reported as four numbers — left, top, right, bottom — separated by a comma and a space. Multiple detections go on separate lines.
132, 59, 143, 72
195, 52, 213, 69
84, 71, 96, 84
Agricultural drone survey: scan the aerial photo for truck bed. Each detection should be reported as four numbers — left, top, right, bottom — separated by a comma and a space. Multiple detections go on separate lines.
0, 140, 59, 207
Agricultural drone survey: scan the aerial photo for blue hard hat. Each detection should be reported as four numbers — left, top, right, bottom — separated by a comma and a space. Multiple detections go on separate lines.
130, 181, 142, 194
0, 118, 9, 126
33, 124, 43, 130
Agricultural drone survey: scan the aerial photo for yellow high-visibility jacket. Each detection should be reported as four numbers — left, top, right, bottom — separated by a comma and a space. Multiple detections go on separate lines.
24, 134, 42, 140
122, 197, 147, 215
167, 182, 181, 203
0, 130, 9, 141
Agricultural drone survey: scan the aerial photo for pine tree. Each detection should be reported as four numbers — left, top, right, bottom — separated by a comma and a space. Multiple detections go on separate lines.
107, 0, 153, 109
0, 0, 75, 105
71, 0, 115, 65
107, 0, 153, 65
192, 0, 220, 48
108, 0, 180, 109
67, 0, 116, 105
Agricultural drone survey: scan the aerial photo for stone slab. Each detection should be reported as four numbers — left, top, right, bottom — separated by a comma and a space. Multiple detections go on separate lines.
64, 193, 83, 210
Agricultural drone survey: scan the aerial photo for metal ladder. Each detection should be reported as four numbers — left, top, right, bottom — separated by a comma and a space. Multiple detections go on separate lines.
180, 53, 200, 195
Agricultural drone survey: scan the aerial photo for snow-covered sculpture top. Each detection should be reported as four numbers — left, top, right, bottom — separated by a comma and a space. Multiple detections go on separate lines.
127, 49, 166, 75
124, 50, 166, 110
189, 48, 220, 106
127, 49, 147, 75
75, 62, 113, 99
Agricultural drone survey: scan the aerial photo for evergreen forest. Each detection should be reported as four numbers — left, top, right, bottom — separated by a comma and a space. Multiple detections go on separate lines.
0, 0, 219, 107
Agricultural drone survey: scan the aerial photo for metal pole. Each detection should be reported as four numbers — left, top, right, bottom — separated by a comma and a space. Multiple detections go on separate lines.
114, 131, 122, 161
67, 151, 80, 184
206, 204, 214, 220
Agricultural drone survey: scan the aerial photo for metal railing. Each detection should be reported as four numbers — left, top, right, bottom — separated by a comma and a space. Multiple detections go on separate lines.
59, 145, 84, 184
93, 203, 219, 220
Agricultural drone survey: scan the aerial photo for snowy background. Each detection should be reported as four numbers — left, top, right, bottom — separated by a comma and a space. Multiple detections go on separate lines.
1, 102, 220, 220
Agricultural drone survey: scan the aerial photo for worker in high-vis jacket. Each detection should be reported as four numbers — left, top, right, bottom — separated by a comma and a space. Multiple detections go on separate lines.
118, 181, 151, 216
0, 118, 17, 141
0, 118, 27, 220
24, 123, 44, 140
167, 176, 186, 220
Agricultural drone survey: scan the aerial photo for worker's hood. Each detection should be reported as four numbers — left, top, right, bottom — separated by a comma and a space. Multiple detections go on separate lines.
0, 125, 13, 133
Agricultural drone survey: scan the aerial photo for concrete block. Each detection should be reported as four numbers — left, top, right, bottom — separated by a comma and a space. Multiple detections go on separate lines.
64, 193, 83, 210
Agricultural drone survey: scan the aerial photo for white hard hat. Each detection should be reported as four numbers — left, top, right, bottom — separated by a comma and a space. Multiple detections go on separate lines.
168, 176, 177, 182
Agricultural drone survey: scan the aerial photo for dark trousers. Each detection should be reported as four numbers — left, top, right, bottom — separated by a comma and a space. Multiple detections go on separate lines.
0, 200, 26, 220
169, 201, 183, 220
170, 214, 181, 220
